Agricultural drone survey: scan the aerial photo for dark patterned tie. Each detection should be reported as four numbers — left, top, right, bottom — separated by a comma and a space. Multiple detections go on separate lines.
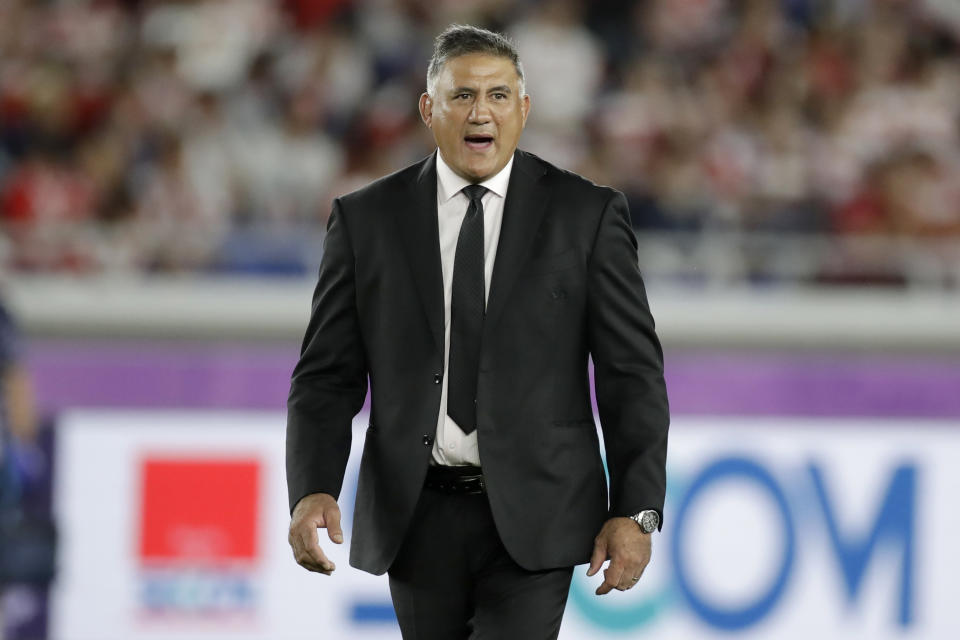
447, 184, 488, 434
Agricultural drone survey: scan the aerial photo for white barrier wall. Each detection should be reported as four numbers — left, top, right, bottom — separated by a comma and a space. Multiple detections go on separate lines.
51, 411, 960, 639
8, 275, 960, 349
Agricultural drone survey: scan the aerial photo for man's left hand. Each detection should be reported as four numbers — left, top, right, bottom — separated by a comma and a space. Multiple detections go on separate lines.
586, 517, 652, 595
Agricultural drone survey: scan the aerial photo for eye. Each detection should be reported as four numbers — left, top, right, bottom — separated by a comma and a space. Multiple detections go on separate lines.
492, 93, 507, 100
455, 93, 472, 100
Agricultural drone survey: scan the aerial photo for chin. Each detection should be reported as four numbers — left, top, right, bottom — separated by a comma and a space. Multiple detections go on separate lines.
472, 165, 493, 177
461, 166, 489, 181
468, 160, 500, 180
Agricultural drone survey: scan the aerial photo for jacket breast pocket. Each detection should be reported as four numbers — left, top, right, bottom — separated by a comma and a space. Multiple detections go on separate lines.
520, 248, 579, 278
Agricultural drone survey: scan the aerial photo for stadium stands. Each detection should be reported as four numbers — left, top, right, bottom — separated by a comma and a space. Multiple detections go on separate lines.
1, 0, 958, 284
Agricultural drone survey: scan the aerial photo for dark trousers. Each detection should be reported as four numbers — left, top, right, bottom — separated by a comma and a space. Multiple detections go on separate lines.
387, 483, 574, 640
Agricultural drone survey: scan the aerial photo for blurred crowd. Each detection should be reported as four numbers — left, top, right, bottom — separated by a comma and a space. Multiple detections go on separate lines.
1, 0, 959, 283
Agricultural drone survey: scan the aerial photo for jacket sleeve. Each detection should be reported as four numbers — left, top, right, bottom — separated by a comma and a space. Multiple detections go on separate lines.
586, 190, 669, 528
286, 198, 369, 514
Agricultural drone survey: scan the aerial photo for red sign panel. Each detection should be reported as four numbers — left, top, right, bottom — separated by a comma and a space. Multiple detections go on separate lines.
139, 458, 260, 567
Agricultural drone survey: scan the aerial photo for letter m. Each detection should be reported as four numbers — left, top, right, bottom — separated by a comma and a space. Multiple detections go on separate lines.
809, 463, 916, 627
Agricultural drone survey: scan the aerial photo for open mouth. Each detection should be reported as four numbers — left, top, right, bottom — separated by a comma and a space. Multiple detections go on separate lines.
464, 134, 495, 151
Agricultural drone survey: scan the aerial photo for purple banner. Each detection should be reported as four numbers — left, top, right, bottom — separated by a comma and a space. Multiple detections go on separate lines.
25, 340, 960, 417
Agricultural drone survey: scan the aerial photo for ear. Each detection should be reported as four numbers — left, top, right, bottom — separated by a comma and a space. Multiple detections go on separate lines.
520, 93, 530, 128
419, 93, 433, 128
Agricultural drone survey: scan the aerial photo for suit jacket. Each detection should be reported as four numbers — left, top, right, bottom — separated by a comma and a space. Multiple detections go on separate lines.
287, 149, 669, 575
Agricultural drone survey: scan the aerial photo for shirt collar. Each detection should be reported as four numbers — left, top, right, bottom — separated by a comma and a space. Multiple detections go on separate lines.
435, 149, 514, 204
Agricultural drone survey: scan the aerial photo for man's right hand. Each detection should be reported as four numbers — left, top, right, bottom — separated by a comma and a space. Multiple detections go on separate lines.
288, 492, 343, 575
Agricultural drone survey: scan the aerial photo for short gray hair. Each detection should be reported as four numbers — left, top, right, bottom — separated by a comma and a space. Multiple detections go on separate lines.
426, 24, 526, 97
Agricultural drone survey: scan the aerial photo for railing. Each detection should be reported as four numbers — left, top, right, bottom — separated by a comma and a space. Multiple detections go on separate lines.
3, 275, 959, 350
635, 232, 960, 290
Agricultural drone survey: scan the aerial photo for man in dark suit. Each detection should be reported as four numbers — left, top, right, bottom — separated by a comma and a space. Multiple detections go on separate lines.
286, 24, 669, 639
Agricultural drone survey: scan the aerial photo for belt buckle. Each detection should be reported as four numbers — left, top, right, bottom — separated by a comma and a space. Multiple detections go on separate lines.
465, 476, 485, 495
425, 467, 486, 494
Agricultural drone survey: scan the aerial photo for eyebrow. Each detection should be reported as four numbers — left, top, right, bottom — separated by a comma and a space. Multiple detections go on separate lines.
449, 85, 513, 95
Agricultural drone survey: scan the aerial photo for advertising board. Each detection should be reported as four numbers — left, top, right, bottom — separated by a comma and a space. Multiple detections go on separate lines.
51, 411, 960, 639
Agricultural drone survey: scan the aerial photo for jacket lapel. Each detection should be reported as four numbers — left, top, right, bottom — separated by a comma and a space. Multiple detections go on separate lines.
396, 153, 445, 354
394, 150, 549, 357
483, 150, 549, 340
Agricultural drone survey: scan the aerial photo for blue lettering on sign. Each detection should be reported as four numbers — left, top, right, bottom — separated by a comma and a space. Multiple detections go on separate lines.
343, 448, 918, 633
809, 463, 916, 626
567, 455, 917, 632
140, 571, 256, 613
351, 602, 397, 623
671, 457, 796, 631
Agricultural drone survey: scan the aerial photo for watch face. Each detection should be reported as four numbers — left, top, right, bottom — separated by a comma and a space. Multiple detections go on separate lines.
640, 510, 659, 533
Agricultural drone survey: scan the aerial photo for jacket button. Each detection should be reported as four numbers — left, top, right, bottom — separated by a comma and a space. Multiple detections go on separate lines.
433, 373, 442, 384
422, 434, 434, 446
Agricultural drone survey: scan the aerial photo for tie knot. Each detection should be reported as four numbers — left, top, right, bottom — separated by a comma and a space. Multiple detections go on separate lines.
462, 184, 488, 203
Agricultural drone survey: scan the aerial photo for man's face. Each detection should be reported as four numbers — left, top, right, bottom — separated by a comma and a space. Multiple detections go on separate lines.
419, 53, 531, 183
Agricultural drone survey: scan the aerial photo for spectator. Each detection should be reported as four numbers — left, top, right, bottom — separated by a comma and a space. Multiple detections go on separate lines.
0, 294, 40, 640
1, 0, 959, 284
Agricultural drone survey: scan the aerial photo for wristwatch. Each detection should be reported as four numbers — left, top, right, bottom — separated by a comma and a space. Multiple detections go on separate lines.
630, 509, 660, 534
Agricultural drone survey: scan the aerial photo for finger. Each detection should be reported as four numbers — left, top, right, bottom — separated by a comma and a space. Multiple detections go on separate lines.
586, 539, 607, 577
288, 528, 307, 564
632, 559, 649, 582
618, 553, 650, 589
289, 530, 326, 573
596, 563, 624, 596
620, 568, 642, 590
297, 525, 336, 573
325, 507, 344, 544
303, 561, 334, 575
618, 554, 650, 588
295, 551, 334, 575
298, 547, 335, 574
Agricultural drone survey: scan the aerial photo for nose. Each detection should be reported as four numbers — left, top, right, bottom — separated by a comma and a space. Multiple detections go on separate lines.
469, 96, 492, 123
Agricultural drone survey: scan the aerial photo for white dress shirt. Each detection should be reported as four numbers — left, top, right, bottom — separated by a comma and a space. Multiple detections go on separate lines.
431, 150, 515, 467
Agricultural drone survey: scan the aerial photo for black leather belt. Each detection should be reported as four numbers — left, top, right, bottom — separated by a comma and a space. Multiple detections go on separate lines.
424, 465, 486, 495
